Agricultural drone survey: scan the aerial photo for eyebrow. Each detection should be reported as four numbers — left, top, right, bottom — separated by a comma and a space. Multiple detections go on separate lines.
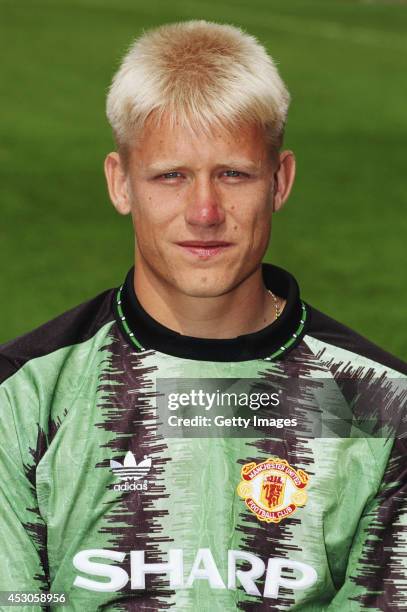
147, 160, 261, 174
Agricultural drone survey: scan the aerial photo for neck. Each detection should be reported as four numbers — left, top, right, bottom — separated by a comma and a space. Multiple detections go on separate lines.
133, 259, 284, 339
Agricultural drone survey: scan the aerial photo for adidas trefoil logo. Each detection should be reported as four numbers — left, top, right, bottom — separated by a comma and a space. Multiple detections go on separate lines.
110, 451, 151, 481
110, 451, 152, 492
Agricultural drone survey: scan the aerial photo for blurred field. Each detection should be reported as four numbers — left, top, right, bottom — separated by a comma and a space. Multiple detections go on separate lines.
0, 0, 406, 359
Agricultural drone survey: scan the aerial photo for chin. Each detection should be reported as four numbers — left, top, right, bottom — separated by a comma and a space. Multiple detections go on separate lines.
174, 278, 232, 298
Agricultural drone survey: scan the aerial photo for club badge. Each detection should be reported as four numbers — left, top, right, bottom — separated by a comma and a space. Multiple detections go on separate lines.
237, 457, 310, 523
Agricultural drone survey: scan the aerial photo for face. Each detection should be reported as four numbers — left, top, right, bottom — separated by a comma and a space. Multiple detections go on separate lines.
105, 115, 295, 298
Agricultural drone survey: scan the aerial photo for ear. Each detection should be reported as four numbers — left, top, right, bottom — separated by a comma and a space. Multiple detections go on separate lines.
271, 150, 296, 213
103, 151, 132, 215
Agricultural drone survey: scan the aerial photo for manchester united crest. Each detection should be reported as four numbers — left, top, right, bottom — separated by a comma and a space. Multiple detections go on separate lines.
237, 457, 310, 523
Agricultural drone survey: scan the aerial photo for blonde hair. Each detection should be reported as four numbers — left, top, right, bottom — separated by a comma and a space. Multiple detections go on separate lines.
106, 20, 290, 167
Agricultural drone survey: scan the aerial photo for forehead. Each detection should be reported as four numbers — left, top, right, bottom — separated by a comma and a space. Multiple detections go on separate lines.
130, 112, 270, 168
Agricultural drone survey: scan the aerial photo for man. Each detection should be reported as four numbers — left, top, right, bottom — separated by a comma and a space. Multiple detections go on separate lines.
0, 19, 406, 611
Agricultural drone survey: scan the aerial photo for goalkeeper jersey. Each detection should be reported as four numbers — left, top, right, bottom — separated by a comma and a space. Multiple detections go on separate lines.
0, 262, 406, 612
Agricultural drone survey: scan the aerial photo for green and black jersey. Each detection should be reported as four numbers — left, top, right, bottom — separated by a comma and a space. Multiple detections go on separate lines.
0, 262, 406, 611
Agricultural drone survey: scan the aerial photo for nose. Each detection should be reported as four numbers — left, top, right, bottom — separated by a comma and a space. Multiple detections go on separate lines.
184, 175, 225, 228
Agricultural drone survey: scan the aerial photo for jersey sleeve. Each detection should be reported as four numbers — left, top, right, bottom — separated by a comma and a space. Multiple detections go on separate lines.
0, 367, 50, 595
330, 436, 407, 610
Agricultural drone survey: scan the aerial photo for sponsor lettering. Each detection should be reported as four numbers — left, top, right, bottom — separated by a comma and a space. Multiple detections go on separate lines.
73, 548, 317, 599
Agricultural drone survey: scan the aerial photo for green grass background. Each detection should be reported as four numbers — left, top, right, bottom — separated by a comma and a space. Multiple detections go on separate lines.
1, 0, 406, 359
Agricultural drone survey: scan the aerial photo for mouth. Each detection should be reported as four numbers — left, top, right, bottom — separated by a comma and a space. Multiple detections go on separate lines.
175, 241, 233, 260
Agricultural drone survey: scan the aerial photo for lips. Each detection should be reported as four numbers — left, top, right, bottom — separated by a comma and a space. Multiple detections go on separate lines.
176, 241, 232, 247
176, 241, 233, 259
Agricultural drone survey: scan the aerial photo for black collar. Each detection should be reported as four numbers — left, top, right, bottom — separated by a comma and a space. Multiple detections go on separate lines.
114, 262, 309, 362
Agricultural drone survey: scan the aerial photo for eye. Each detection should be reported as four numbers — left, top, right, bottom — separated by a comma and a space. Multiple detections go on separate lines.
223, 170, 247, 178
160, 171, 183, 180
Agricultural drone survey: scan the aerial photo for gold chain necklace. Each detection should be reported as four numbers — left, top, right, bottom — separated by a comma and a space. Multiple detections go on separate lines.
267, 289, 281, 321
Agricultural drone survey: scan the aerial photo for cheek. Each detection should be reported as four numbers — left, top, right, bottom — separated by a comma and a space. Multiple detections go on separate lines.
231, 192, 271, 235
131, 188, 174, 233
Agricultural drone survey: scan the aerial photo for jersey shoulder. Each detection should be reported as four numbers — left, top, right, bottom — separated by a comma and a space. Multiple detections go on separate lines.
304, 303, 407, 376
0, 287, 116, 385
